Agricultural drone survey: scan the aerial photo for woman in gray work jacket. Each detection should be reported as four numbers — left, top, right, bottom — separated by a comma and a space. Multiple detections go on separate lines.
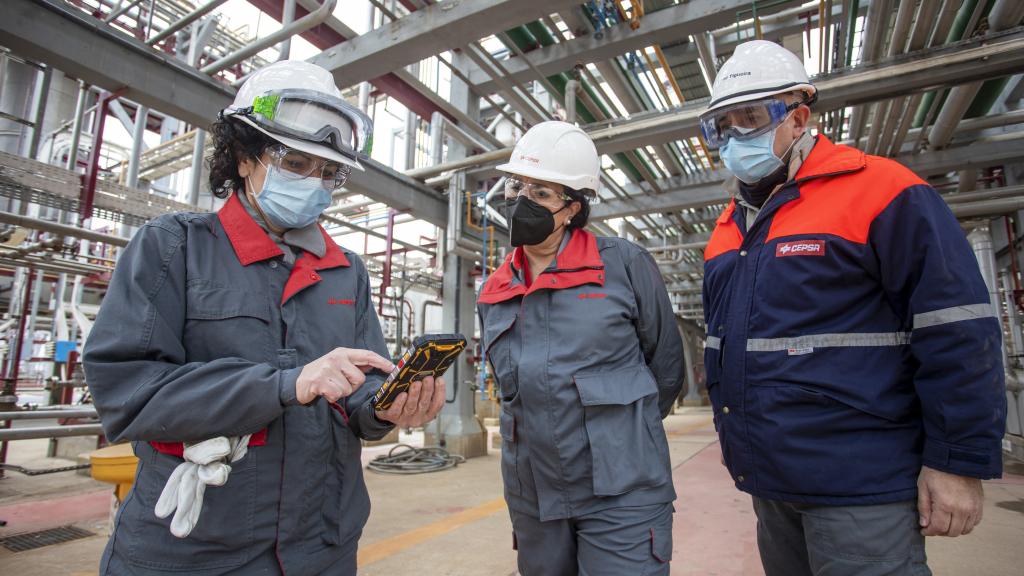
83, 61, 444, 575
478, 121, 685, 575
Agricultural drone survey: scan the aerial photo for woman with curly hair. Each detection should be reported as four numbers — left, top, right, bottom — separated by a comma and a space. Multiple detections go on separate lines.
84, 60, 445, 575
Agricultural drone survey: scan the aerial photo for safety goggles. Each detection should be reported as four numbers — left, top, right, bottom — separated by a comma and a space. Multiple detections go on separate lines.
228, 89, 373, 163
266, 144, 351, 191
698, 97, 802, 150
504, 177, 572, 205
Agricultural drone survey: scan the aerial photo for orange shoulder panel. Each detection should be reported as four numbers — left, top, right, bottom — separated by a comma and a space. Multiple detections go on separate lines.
768, 153, 928, 245
705, 201, 743, 261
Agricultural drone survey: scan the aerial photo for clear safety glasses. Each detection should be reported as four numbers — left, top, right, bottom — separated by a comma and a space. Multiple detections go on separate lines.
229, 89, 373, 163
504, 178, 571, 205
266, 144, 351, 191
698, 97, 802, 150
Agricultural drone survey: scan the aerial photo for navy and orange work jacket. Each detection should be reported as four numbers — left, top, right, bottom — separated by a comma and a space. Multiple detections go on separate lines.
703, 135, 1006, 505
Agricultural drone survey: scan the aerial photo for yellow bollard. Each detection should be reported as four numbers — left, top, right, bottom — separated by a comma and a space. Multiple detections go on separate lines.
89, 443, 138, 502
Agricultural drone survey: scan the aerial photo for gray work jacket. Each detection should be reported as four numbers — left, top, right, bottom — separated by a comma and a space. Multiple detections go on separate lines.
477, 230, 684, 521
83, 193, 393, 575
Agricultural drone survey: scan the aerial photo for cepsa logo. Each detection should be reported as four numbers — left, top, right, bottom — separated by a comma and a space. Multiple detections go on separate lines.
776, 240, 826, 257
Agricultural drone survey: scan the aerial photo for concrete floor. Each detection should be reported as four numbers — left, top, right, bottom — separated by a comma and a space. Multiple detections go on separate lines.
2, 408, 1023, 575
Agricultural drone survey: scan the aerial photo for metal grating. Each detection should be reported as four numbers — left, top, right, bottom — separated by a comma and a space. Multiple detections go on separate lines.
0, 525, 95, 553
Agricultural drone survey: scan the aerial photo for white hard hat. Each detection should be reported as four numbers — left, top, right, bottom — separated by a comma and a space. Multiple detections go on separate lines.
224, 60, 371, 169
706, 40, 816, 113
497, 121, 601, 192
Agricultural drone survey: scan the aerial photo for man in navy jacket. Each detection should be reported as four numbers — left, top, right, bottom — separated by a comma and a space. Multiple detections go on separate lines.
700, 41, 1006, 576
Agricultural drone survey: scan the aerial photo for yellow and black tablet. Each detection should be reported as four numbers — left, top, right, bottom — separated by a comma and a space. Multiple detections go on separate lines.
372, 334, 467, 411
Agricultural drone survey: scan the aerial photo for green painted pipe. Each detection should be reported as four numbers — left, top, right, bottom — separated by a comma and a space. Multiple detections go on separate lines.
845, 0, 859, 66
914, 0, 986, 127
964, 77, 1010, 119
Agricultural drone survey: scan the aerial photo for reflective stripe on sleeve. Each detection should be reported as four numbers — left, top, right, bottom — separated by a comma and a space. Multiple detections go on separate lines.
913, 303, 996, 330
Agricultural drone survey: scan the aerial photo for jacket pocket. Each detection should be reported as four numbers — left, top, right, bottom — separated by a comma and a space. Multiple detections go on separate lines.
483, 306, 519, 400
322, 404, 347, 546
184, 285, 272, 361
499, 405, 521, 496
574, 364, 668, 496
123, 444, 257, 571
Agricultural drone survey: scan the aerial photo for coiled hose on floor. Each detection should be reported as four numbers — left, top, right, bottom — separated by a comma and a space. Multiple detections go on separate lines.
366, 444, 465, 475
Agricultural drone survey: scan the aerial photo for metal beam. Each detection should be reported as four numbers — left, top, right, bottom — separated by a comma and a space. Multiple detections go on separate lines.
466, 0, 804, 94
2, 0, 450, 226
659, 1, 869, 72
1, 0, 233, 129
247, 0, 453, 122
412, 31, 1024, 182
343, 158, 447, 228
592, 133, 1024, 220
390, 68, 504, 149
593, 31, 1024, 155
309, 0, 581, 90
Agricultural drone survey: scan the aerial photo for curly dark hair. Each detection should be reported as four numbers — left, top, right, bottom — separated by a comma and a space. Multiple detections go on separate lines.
565, 187, 592, 231
207, 116, 275, 198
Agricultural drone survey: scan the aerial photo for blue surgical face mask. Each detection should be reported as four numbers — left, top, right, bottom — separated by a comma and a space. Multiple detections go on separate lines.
720, 125, 784, 185
250, 160, 332, 230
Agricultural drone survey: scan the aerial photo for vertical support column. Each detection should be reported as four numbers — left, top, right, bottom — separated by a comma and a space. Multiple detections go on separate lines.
565, 79, 579, 124
126, 105, 148, 189
680, 324, 704, 406
188, 129, 207, 207
25, 65, 52, 160
426, 172, 486, 457
0, 268, 36, 477
25, 268, 44, 363
81, 92, 116, 224
430, 111, 444, 166
358, 5, 375, 113
278, 0, 296, 60
66, 81, 88, 171
425, 49, 486, 457
969, 225, 1004, 362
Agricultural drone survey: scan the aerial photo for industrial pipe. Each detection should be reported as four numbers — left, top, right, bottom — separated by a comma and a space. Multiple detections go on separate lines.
278, 0, 297, 60
430, 112, 444, 166
0, 211, 129, 247
201, 0, 337, 75
928, 0, 1024, 150
125, 105, 147, 188
103, 0, 147, 23
565, 79, 579, 124
943, 184, 1024, 204
407, 148, 513, 181
647, 241, 711, 253
320, 214, 433, 255
0, 408, 98, 421
953, 197, 1024, 219
146, 0, 230, 46
188, 129, 207, 207
419, 300, 442, 336
0, 424, 104, 442
967, 225, 1007, 375
65, 81, 88, 171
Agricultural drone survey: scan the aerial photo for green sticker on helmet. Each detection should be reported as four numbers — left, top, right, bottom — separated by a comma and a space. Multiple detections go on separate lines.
251, 94, 280, 120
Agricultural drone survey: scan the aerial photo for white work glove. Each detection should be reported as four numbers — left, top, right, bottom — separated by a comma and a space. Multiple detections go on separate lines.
154, 434, 251, 538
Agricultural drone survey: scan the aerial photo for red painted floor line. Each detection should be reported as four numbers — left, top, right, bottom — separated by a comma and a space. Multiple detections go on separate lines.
0, 489, 111, 537
672, 441, 765, 576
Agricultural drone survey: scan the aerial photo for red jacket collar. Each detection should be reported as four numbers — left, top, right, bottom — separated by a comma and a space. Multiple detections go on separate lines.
795, 135, 866, 182
479, 229, 604, 305
218, 192, 350, 269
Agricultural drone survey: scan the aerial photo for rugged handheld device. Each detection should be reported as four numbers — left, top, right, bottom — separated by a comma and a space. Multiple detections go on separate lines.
372, 333, 467, 411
